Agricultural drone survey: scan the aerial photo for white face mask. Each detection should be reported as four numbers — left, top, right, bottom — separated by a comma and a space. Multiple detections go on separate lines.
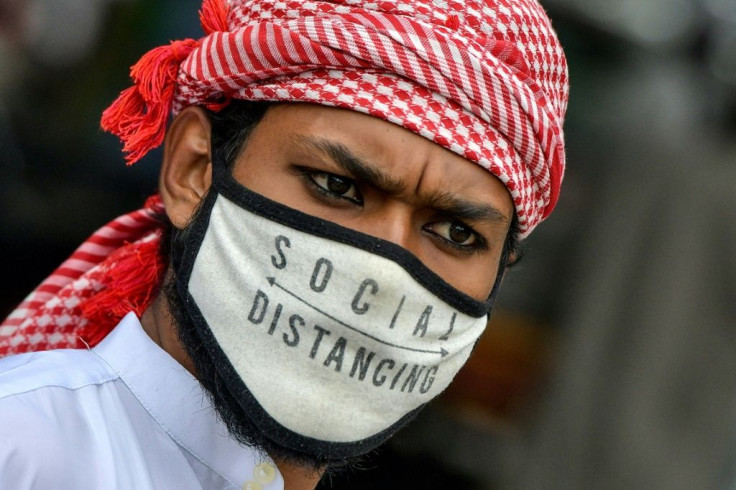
172, 164, 500, 459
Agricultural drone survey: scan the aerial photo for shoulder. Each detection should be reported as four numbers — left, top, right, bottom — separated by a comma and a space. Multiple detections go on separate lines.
0, 347, 116, 399
0, 349, 119, 487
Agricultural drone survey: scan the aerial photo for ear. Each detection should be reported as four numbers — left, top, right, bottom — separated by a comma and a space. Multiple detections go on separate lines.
160, 106, 213, 229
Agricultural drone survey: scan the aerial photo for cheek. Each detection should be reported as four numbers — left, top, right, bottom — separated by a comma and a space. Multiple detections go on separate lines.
444, 258, 500, 300
416, 244, 501, 301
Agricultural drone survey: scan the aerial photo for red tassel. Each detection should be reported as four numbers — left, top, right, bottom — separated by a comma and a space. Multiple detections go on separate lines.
445, 14, 460, 30
101, 39, 198, 165
101, 1, 230, 165
80, 233, 166, 346
199, 0, 230, 34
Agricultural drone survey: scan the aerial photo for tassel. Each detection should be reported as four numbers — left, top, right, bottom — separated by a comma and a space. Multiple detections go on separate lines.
80, 232, 166, 346
200, 0, 230, 34
445, 14, 460, 30
101, 1, 230, 165
101, 39, 199, 165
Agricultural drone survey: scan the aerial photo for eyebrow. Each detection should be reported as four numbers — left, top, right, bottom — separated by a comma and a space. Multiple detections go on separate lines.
294, 135, 511, 226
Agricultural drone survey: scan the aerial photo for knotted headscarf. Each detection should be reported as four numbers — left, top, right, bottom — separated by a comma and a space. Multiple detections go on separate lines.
1, 0, 568, 356
105, 0, 568, 235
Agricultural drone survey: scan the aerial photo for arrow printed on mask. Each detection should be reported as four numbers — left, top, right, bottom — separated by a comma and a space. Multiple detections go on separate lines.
266, 277, 449, 358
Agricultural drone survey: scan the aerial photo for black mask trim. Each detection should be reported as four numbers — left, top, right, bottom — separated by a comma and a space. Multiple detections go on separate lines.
180, 277, 426, 458
168, 161, 506, 460
210, 162, 498, 318
170, 190, 426, 459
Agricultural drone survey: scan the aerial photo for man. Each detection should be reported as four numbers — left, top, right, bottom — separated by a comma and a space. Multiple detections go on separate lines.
0, 0, 568, 488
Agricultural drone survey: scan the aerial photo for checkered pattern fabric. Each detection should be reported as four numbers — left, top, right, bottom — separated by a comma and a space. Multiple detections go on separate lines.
175, 0, 568, 236
1, 0, 568, 357
0, 199, 165, 356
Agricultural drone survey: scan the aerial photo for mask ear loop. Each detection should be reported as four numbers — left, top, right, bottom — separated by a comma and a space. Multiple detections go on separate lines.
488, 267, 504, 304
470, 259, 506, 351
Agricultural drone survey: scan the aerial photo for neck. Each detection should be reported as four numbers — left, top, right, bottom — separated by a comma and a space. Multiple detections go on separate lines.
274, 460, 323, 490
139, 292, 324, 490
140, 292, 196, 376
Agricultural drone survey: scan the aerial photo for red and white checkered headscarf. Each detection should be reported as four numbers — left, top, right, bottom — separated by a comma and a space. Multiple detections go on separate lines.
1, 0, 568, 356
107, 0, 568, 235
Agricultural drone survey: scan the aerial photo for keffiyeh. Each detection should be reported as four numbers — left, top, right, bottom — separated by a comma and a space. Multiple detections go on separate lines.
106, 0, 569, 235
0, 0, 568, 356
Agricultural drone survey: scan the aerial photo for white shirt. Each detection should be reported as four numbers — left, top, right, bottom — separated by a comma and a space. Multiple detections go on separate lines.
0, 312, 285, 490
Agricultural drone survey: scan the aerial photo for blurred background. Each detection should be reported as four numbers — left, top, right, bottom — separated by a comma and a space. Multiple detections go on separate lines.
0, 0, 734, 488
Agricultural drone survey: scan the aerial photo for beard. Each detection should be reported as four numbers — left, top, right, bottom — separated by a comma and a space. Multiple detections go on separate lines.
163, 217, 364, 475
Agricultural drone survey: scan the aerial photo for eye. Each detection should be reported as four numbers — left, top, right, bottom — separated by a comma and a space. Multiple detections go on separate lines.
308, 172, 362, 204
424, 220, 482, 250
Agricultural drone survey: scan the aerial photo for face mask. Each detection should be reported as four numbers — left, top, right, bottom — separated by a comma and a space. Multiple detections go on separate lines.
171, 163, 501, 459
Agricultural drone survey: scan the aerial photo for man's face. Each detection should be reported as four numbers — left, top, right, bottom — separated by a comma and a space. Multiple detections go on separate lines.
162, 102, 515, 470
230, 103, 514, 300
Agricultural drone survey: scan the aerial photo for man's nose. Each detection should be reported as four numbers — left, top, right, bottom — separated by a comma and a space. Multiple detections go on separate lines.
357, 202, 418, 253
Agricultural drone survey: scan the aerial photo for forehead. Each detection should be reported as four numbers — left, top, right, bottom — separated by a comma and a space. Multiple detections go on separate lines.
243, 103, 514, 221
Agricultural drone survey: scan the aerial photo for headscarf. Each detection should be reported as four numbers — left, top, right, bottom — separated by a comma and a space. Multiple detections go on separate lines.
0, 0, 568, 356
0, 197, 165, 356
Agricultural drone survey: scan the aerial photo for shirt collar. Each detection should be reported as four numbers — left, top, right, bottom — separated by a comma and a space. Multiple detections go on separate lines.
93, 312, 284, 489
